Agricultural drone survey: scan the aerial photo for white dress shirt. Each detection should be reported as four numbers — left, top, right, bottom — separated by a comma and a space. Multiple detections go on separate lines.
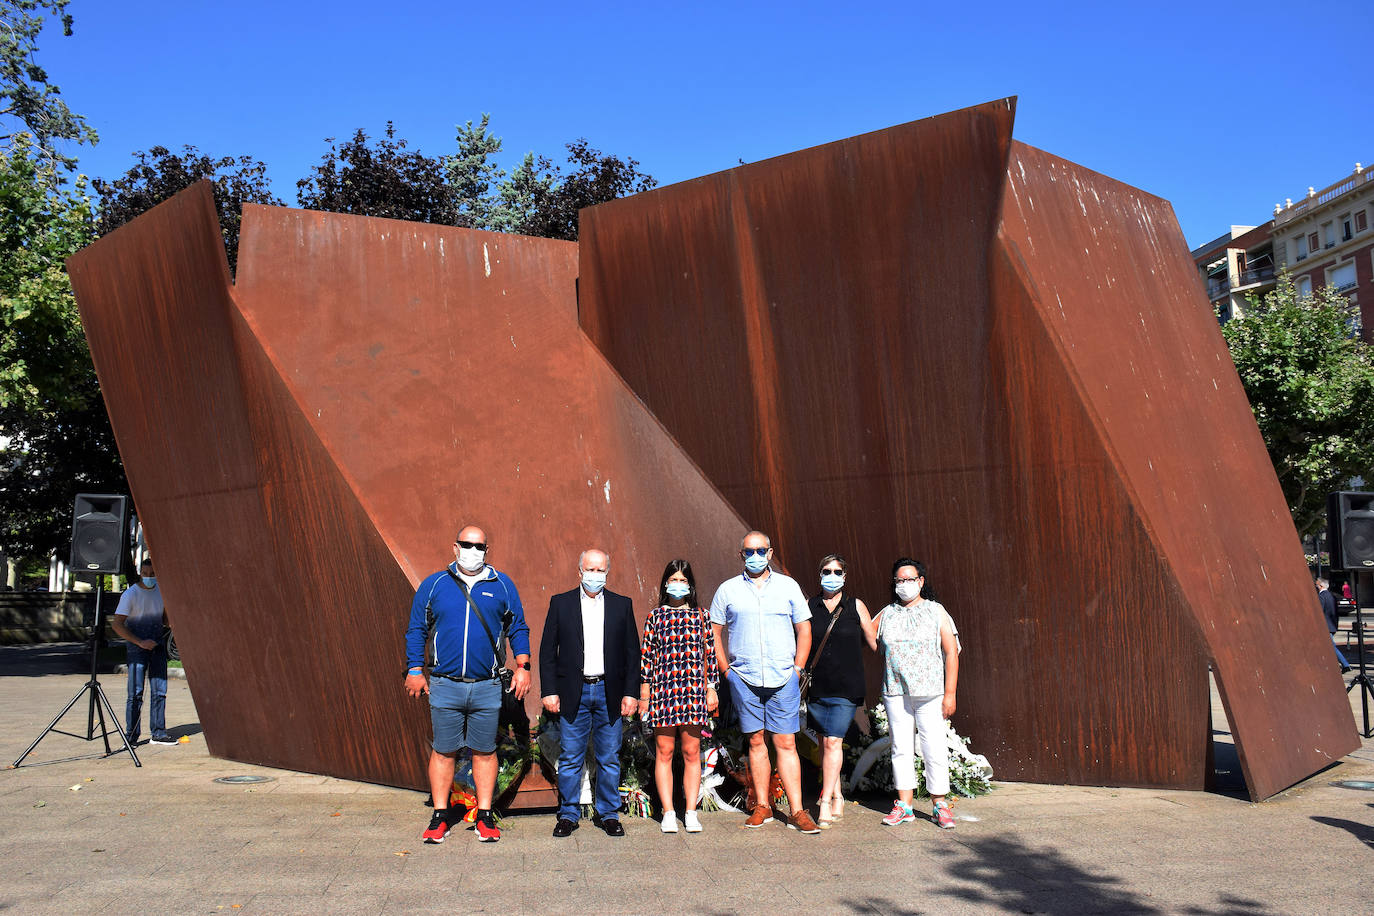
580, 588, 606, 677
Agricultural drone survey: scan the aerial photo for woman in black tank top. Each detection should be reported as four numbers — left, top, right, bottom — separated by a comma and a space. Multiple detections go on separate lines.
803, 554, 877, 826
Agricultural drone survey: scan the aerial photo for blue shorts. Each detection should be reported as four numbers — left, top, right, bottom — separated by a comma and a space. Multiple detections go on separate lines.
428, 677, 501, 754
807, 696, 860, 738
727, 668, 802, 735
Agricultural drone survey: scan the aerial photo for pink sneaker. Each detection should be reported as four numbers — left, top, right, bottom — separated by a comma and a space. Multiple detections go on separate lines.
882, 800, 916, 826
932, 800, 955, 829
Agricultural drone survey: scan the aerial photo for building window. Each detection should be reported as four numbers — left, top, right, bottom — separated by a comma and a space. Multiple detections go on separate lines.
1297, 276, 1313, 297
1323, 222, 1335, 249
1357, 210, 1368, 233
1330, 262, 1357, 292
1309, 231, 1320, 252
1296, 235, 1309, 260
1342, 213, 1354, 241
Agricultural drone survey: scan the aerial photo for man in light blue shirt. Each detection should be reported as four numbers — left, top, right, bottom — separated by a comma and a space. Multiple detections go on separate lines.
710, 530, 817, 833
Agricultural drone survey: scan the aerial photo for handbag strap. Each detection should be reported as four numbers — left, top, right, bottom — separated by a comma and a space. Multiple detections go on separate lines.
804, 596, 847, 676
447, 569, 505, 677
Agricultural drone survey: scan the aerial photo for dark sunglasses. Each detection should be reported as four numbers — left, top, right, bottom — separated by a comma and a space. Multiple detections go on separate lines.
741, 547, 770, 558
821, 568, 845, 576
457, 540, 488, 551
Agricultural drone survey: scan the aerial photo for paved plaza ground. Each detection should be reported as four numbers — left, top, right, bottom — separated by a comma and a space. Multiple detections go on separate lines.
2, 642, 1373, 915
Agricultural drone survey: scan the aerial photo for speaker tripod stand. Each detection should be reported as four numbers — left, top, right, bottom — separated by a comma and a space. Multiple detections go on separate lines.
1345, 578, 1374, 739
12, 586, 141, 768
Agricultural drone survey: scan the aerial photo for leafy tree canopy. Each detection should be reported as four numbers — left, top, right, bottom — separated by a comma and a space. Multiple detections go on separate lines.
0, 136, 123, 559
1223, 274, 1374, 535
92, 145, 281, 274
0, 0, 95, 170
297, 117, 656, 240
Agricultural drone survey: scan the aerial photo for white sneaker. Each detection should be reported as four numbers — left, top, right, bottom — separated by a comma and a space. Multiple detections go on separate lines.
660, 811, 678, 833
683, 811, 702, 833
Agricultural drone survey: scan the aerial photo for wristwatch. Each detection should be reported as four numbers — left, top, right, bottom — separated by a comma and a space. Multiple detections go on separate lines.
518, 661, 531, 670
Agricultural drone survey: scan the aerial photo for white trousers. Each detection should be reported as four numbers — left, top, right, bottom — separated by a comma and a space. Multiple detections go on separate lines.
883, 693, 949, 796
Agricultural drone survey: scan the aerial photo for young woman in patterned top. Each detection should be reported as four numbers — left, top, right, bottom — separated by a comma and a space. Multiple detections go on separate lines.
874, 557, 961, 830
639, 559, 719, 833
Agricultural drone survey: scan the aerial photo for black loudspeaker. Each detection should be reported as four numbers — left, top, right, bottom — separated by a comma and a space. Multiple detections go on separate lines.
1329, 491, 1374, 571
69, 494, 130, 575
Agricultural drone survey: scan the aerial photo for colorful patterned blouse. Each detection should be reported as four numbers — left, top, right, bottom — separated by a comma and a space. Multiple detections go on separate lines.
640, 604, 718, 727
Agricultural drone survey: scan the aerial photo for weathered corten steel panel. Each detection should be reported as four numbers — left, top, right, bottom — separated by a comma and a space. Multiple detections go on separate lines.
67, 184, 431, 786
993, 141, 1357, 800
231, 203, 748, 702
68, 183, 748, 796
578, 99, 1358, 798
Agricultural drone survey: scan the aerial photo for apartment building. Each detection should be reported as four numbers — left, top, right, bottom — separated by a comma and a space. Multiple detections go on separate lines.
1193, 161, 1373, 340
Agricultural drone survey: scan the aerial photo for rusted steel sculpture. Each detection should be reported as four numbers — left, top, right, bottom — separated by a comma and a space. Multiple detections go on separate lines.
68, 97, 1356, 802
578, 98, 1357, 801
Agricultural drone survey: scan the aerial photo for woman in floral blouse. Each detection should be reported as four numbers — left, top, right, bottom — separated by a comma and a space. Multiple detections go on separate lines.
874, 557, 960, 830
640, 559, 719, 833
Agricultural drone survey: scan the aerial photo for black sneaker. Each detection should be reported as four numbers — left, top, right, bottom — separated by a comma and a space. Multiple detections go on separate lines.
422, 810, 454, 844
150, 734, 177, 745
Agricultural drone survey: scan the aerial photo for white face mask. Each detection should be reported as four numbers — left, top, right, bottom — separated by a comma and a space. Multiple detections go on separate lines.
456, 547, 486, 573
895, 580, 922, 603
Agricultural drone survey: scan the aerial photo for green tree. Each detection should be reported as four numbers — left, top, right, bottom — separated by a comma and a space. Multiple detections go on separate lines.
1, 0, 96, 170
1223, 274, 1374, 535
0, 137, 124, 560
297, 119, 656, 241
92, 145, 281, 274
504, 139, 657, 241
296, 123, 459, 226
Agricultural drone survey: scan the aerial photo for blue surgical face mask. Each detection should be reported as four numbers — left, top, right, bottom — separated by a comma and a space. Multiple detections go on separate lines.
141, 576, 157, 588
820, 573, 844, 593
581, 570, 607, 594
665, 581, 690, 600
743, 552, 770, 574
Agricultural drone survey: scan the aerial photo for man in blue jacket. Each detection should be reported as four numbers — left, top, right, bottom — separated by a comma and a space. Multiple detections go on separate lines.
405, 524, 530, 844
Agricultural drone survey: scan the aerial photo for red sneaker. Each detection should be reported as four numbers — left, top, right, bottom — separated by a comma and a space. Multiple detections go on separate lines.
474, 810, 501, 842
422, 810, 453, 844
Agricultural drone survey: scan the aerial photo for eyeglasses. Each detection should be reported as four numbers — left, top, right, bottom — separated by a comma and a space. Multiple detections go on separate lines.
457, 540, 487, 551
895, 576, 922, 584
821, 568, 845, 576
741, 547, 770, 558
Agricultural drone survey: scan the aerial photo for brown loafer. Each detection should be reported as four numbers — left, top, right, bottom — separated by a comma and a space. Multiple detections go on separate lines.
743, 805, 774, 828
788, 810, 822, 834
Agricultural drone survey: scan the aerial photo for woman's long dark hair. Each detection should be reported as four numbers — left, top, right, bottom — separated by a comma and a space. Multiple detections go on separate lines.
658, 558, 698, 608
889, 557, 936, 605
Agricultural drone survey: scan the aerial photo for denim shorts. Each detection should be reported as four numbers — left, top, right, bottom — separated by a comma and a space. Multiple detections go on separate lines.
807, 696, 860, 738
428, 677, 501, 754
726, 668, 802, 735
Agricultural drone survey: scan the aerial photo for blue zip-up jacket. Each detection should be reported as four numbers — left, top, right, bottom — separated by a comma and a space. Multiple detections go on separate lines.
405, 563, 530, 680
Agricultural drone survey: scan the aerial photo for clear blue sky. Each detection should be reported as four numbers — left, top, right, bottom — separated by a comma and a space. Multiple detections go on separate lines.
27, 0, 1372, 249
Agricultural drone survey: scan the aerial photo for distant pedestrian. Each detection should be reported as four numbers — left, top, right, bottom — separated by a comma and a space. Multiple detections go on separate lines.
111, 557, 175, 746
875, 558, 961, 830
1318, 578, 1350, 673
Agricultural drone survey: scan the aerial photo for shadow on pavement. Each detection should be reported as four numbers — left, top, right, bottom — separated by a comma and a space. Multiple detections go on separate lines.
841, 834, 1284, 916
1311, 807, 1374, 849
0, 642, 96, 676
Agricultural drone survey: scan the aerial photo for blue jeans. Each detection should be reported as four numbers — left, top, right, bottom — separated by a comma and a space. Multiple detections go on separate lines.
1333, 635, 1350, 669
556, 681, 623, 822
126, 643, 168, 742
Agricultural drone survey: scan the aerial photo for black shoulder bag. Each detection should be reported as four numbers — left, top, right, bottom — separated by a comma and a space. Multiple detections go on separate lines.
800, 599, 846, 703
447, 572, 525, 728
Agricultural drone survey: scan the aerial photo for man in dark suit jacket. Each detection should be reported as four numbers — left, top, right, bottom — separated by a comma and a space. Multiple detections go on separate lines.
1318, 578, 1351, 673
540, 547, 642, 837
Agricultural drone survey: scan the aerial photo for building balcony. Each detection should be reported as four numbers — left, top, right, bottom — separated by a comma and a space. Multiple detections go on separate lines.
1207, 279, 1231, 300
1236, 266, 1276, 287
1275, 166, 1373, 228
